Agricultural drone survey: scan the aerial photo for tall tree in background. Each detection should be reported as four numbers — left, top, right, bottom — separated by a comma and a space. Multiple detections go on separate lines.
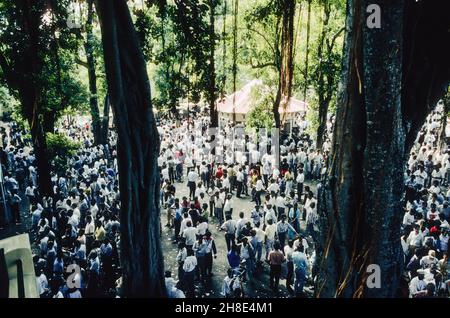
94, 0, 165, 297
85, 0, 102, 144
0, 0, 53, 195
314, 0, 344, 149
316, 0, 450, 298
231, 0, 238, 124
302, 0, 312, 101
220, 0, 227, 99
277, 0, 296, 126
208, 0, 218, 127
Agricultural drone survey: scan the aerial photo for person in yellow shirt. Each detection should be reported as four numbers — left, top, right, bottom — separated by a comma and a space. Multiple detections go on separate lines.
95, 220, 106, 242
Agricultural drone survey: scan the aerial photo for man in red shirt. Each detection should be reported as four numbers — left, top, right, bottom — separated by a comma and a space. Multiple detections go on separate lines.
268, 241, 285, 294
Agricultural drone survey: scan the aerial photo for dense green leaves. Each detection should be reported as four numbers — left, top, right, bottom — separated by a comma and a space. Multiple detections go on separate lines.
46, 132, 81, 175
246, 83, 275, 129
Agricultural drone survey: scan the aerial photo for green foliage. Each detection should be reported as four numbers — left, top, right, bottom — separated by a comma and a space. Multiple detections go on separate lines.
0, 85, 19, 119
46, 132, 81, 175
246, 83, 275, 130
41, 50, 90, 123
0, 0, 87, 129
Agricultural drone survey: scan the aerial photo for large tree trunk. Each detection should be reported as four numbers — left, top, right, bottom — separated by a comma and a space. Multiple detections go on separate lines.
316, 99, 328, 150
95, 0, 165, 298
86, 0, 102, 145
42, 111, 56, 133
316, 0, 404, 298
100, 94, 110, 145
22, 94, 53, 196
315, 3, 331, 150
274, 0, 295, 134
316, 0, 450, 298
208, 0, 218, 128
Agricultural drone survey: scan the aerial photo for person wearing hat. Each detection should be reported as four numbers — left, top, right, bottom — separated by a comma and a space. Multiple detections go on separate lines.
409, 269, 427, 297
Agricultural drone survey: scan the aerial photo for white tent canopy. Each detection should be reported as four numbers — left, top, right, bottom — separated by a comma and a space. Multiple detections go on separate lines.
216, 80, 308, 123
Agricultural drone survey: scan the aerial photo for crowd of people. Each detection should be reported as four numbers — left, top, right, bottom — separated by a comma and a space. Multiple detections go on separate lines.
0, 120, 122, 298
0, 101, 449, 298
157, 112, 328, 298
403, 104, 450, 297
0, 110, 326, 298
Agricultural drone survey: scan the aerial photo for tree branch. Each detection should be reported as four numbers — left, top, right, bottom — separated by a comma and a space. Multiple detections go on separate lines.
244, 27, 277, 57
75, 56, 89, 68
327, 27, 345, 52
250, 59, 277, 69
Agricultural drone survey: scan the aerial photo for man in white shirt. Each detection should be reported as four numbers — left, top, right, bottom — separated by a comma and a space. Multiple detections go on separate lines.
409, 270, 427, 298
221, 215, 237, 251
182, 249, 197, 297
223, 194, 234, 217
236, 211, 248, 238
402, 209, 416, 228
196, 218, 209, 236
420, 250, 438, 269
254, 176, 264, 206
187, 170, 199, 200
236, 168, 245, 198
296, 169, 305, 197
264, 204, 278, 225
265, 219, 277, 259
182, 221, 197, 250
407, 226, 423, 248
267, 179, 279, 194
275, 193, 287, 216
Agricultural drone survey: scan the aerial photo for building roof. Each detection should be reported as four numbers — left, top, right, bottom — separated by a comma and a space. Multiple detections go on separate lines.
216, 80, 308, 114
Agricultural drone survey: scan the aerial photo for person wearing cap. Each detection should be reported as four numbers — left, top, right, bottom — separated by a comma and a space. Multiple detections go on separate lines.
420, 250, 439, 269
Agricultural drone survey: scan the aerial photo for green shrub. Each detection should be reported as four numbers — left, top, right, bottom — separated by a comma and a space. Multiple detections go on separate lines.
246, 83, 275, 131
46, 132, 81, 175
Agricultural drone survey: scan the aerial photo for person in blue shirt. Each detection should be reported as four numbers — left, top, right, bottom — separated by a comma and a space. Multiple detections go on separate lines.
53, 251, 64, 277
292, 244, 308, 296
227, 244, 241, 270
288, 202, 301, 235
